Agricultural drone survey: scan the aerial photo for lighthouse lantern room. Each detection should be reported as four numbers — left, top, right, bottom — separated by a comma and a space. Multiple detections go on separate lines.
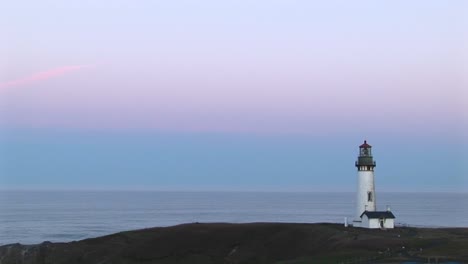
353, 140, 395, 229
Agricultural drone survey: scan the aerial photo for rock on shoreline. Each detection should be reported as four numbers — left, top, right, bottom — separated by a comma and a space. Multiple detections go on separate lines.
0, 223, 467, 264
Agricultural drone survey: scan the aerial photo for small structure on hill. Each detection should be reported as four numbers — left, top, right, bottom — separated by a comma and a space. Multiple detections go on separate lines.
361, 211, 395, 229
352, 140, 395, 229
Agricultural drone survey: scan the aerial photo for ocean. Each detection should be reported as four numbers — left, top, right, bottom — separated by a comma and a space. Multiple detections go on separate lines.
0, 191, 467, 245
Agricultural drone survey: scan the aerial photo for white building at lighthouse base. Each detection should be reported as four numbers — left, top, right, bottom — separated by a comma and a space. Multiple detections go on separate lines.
355, 210, 395, 229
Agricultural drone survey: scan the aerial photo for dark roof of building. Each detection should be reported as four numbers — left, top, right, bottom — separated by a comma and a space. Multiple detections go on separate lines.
360, 211, 395, 219
359, 140, 372, 148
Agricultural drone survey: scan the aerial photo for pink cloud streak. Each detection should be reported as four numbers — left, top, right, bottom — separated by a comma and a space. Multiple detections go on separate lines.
0, 65, 91, 89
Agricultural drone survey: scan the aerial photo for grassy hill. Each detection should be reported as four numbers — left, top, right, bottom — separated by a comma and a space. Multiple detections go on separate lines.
0, 223, 467, 263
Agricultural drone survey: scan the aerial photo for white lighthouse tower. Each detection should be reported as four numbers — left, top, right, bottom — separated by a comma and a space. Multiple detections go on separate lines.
353, 140, 395, 229
354, 140, 376, 223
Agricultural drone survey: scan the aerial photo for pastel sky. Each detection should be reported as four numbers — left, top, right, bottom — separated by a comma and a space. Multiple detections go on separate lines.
0, 1, 467, 191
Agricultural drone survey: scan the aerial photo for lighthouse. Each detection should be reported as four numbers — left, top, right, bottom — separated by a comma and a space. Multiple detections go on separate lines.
353, 140, 395, 229
354, 140, 376, 222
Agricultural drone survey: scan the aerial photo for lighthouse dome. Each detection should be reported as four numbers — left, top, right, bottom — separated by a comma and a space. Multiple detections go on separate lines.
360, 140, 372, 148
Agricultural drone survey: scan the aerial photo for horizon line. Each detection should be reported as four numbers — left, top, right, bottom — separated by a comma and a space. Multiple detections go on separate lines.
0, 187, 466, 194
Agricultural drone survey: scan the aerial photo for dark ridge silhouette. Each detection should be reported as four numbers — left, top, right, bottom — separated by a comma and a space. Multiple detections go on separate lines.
0, 223, 467, 263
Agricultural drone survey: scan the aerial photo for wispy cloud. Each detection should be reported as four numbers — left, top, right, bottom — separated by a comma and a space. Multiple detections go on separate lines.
0, 65, 91, 89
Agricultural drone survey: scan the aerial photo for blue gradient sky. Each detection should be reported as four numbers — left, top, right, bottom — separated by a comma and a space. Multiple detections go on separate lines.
0, 1, 467, 191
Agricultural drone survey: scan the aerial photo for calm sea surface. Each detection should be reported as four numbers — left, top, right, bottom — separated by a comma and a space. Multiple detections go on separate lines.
0, 191, 467, 245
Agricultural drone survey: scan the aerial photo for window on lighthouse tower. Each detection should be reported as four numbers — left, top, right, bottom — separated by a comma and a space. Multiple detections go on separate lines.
367, 191, 373, 202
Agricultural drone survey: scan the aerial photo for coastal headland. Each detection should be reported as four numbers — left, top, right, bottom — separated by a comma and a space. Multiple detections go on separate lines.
0, 223, 467, 264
